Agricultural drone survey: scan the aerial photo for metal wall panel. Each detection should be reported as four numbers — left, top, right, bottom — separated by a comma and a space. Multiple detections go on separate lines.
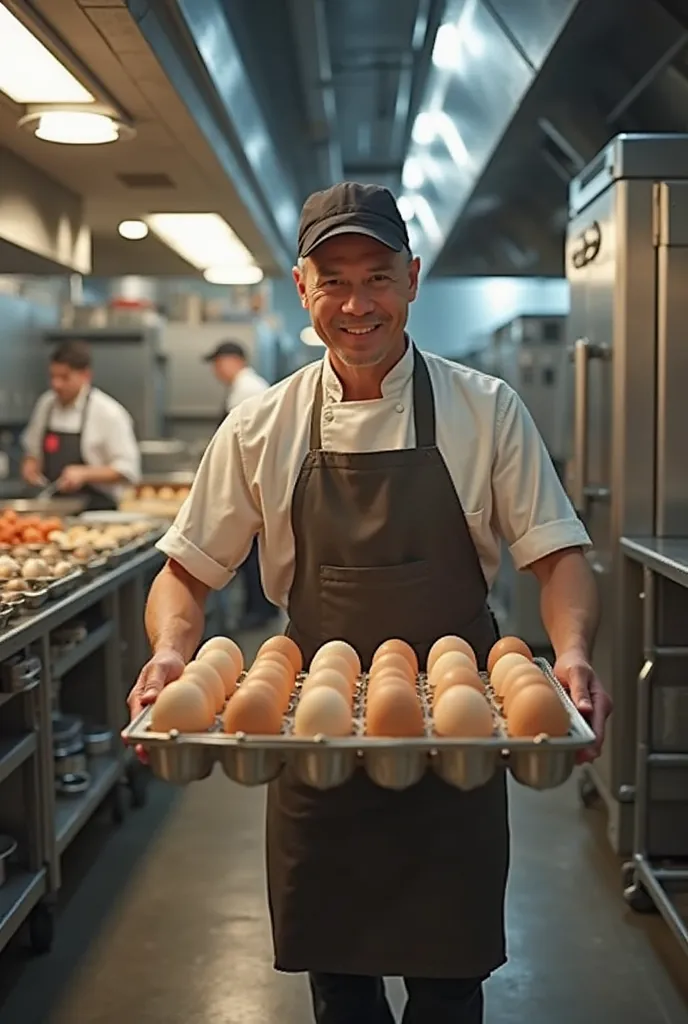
0, 294, 58, 427
486, 0, 578, 69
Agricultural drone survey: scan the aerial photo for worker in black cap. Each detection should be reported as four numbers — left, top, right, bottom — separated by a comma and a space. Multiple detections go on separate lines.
204, 339, 276, 631
132, 182, 611, 1023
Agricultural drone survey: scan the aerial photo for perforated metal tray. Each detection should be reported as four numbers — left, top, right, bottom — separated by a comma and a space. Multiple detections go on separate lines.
124, 659, 595, 792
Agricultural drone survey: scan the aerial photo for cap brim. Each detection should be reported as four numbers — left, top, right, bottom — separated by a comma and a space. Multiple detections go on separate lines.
300, 224, 404, 258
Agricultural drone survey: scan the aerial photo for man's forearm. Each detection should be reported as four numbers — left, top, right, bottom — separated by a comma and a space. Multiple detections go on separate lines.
145, 560, 209, 661
530, 548, 600, 658
81, 465, 125, 485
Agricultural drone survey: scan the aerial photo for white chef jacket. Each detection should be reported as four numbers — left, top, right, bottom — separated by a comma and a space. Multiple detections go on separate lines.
22, 386, 141, 502
159, 344, 590, 608
225, 366, 269, 414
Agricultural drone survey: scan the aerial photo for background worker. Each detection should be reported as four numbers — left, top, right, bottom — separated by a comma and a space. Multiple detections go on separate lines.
204, 339, 276, 630
22, 339, 140, 512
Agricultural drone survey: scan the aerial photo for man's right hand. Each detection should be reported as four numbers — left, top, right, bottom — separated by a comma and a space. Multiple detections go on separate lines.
127, 648, 186, 720
22, 458, 44, 487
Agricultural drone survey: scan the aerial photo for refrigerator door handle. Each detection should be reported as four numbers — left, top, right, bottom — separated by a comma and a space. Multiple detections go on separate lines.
571, 337, 610, 515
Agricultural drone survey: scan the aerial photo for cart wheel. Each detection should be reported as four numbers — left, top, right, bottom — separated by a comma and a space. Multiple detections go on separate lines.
578, 771, 598, 808
126, 761, 148, 809
111, 783, 126, 824
29, 903, 54, 955
624, 882, 656, 914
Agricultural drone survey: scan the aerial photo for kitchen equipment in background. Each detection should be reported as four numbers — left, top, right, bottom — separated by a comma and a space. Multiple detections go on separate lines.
0, 836, 17, 888
565, 132, 688, 856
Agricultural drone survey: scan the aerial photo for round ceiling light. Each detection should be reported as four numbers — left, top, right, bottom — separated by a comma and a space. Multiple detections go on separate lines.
18, 107, 134, 145
203, 265, 264, 285
118, 220, 149, 241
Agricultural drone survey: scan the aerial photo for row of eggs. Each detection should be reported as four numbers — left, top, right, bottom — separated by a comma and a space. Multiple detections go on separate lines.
150, 634, 571, 740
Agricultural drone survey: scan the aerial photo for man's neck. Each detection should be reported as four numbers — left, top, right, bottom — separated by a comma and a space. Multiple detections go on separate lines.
330, 336, 407, 401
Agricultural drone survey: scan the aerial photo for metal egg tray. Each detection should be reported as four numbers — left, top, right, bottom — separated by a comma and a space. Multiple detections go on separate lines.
124, 658, 595, 792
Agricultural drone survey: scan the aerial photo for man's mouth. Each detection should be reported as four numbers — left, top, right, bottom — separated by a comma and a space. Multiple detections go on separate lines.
338, 325, 382, 335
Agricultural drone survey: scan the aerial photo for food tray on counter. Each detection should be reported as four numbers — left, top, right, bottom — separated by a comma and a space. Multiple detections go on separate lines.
124, 659, 595, 793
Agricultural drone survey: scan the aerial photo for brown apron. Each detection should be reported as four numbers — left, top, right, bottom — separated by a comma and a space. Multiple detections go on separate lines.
266, 347, 509, 979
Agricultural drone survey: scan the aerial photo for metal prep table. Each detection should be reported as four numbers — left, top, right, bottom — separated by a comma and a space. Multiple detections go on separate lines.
0, 545, 164, 956
620, 536, 688, 958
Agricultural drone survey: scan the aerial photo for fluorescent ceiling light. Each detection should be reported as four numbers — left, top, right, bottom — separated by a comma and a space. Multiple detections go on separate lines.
402, 158, 425, 190
412, 112, 438, 146
410, 194, 443, 246
118, 220, 149, 241
397, 196, 415, 223
146, 213, 253, 271
432, 23, 459, 71
203, 265, 264, 285
300, 326, 324, 347
34, 110, 118, 144
0, 5, 93, 104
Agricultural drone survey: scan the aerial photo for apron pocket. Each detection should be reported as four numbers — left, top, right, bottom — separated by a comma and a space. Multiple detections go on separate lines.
319, 561, 435, 658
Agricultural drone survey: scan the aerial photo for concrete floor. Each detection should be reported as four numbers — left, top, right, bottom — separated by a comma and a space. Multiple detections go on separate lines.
0, 631, 687, 1022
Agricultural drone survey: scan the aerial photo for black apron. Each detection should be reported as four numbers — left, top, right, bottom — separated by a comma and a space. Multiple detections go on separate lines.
42, 392, 117, 512
265, 347, 509, 979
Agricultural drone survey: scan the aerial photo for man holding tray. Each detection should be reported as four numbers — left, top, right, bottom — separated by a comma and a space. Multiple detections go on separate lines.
128, 182, 612, 1023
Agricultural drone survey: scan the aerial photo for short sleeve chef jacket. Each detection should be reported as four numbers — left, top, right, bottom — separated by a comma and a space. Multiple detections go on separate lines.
158, 344, 591, 607
22, 386, 141, 503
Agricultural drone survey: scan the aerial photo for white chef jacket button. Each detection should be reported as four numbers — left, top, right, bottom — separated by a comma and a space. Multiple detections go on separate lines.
324, 409, 334, 422
395, 402, 404, 413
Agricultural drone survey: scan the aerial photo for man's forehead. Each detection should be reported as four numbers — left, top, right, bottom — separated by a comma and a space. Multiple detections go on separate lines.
308, 234, 397, 267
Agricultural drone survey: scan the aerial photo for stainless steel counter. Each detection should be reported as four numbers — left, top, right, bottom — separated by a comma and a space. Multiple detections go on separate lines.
621, 536, 688, 588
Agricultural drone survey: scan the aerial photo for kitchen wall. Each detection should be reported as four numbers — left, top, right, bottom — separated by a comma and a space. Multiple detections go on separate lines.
270, 275, 570, 359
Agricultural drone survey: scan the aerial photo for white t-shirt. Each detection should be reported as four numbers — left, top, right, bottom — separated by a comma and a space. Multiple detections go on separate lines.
225, 366, 269, 414
158, 345, 590, 608
22, 386, 141, 501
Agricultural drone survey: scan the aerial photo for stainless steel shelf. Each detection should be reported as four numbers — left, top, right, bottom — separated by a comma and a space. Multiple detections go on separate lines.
55, 755, 122, 856
0, 734, 36, 787
621, 536, 688, 589
0, 867, 47, 954
51, 622, 113, 680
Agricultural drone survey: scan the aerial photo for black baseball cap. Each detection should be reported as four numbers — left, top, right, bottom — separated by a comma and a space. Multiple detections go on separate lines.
297, 182, 410, 258
203, 340, 246, 361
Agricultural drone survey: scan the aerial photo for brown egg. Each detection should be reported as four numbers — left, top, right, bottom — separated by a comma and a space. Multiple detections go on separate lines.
309, 653, 356, 690
433, 686, 494, 738
245, 663, 292, 710
372, 639, 418, 675
182, 661, 225, 713
507, 683, 570, 738
502, 669, 548, 714
300, 668, 353, 706
197, 636, 244, 675
369, 651, 416, 684
151, 681, 215, 733
294, 687, 352, 737
490, 652, 533, 696
429, 650, 476, 685
311, 640, 361, 678
366, 684, 424, 737
194, 649, 239, 699
498, 660, 543, 700
257, 635, 303, 674
487, 636, 533, 675
432, 665, 484, 706
365, 671, 412, 702
255, 649, 296, 681
223, 686, 283, 735
427, 636, 477, 674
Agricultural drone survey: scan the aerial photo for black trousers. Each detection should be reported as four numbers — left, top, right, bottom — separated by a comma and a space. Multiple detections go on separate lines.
309, 973, 484, 1024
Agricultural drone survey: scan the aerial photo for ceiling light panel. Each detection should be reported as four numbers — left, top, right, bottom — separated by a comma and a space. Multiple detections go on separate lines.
146, 214, 253, 270
0, 5, 93, 104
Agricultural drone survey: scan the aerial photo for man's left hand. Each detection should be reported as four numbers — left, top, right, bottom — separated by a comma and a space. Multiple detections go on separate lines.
57, 464, 90, 493
552, 650, 613, 763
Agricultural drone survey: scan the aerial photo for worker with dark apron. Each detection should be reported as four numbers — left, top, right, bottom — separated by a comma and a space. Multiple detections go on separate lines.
266, 347, 507, 1023
42, 392, 117, 513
